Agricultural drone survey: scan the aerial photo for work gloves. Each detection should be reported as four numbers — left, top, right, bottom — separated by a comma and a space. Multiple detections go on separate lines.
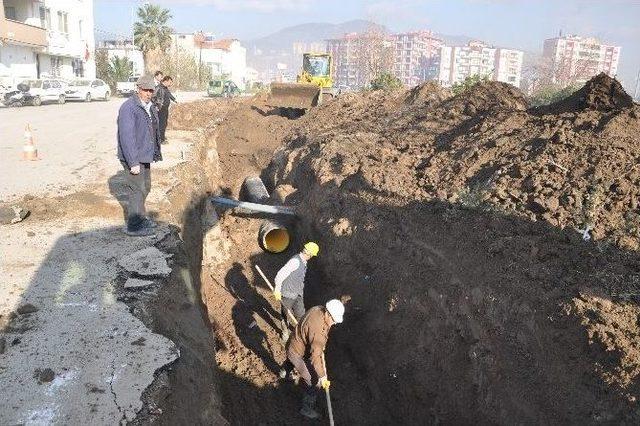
273, 290, 282, 301
320, 376, 331, 390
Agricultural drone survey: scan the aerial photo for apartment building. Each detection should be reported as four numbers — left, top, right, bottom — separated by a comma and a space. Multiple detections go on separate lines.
393, 31, 443, 87
328, 30, 444, 89
0, 0, 95, 87
542, 35, 620, 86
326, 33, 365, 88
428, 41, 523, 88
97, 40, 144, 77
171, 32, 247, 89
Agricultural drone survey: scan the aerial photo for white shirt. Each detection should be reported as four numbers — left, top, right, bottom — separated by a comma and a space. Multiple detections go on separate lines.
143, 101, 152, 117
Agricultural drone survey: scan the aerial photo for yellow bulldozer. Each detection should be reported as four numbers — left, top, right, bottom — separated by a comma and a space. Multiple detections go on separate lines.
268, 53, 340, 112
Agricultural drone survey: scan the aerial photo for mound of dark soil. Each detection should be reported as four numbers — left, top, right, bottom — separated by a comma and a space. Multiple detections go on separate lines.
264, 75, 640, 423
546, 73, 634, 113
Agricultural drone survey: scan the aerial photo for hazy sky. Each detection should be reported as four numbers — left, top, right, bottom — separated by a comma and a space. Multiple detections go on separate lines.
95, 0, 640, 92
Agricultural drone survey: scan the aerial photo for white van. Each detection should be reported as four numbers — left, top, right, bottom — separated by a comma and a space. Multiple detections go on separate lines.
19, 78, 67, 106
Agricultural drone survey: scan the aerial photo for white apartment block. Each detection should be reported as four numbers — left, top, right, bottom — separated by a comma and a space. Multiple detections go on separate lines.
393, 31, 443, 87
171, 32, 247, 89
328, 30, 444, 89
429, 41, 523, 88
97, 39, 144, 77
542, 35, 620, 86
0, 0, 95, 87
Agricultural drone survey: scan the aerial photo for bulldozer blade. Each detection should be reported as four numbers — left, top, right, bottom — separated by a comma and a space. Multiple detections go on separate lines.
268, 83, 321, 109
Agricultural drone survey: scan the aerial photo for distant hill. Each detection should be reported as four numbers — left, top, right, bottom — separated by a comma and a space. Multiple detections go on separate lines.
244, 20, 387, 77
244, 20, 495, 79
245, 20, 386, 54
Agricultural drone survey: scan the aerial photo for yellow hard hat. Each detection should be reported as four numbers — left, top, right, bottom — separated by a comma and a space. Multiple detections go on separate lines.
303, 242, 319, 257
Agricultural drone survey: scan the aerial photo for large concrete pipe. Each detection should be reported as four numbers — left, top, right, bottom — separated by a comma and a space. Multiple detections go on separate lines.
241, 177, 270, 204
258, 220, 291, 253
212, 177, 293, 253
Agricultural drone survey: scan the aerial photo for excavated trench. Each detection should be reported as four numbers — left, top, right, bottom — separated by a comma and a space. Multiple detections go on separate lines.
133, 78, 640, 424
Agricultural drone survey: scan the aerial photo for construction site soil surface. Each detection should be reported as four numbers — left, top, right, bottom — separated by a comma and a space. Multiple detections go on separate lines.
168, 74, 640, 425
13, 74, 632, 424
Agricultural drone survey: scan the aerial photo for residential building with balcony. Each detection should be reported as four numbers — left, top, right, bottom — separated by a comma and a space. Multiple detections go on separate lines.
542, 35, 620, 86
0, 0, 95, 87
393, 31, 443, 87
327, 30, 444, 89
428, 41, 523, 88
171, 32, 247, 89
97, 39, 144, 77
326, 32, 365, 89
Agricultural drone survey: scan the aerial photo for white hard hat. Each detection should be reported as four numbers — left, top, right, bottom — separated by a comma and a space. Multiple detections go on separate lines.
325, 299, 344, 324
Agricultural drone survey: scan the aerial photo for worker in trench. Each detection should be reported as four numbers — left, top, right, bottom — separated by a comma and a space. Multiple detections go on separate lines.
279, 299, 345, 419
273, 241, 319, 341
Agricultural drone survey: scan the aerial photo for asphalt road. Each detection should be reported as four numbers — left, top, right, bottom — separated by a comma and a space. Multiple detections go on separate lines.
0, 92, 206, 202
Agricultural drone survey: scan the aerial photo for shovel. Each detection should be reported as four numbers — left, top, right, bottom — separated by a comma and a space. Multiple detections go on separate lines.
322, 353, 335, 426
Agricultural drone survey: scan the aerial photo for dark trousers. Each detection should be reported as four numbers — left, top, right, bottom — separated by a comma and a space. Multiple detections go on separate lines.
159, 107, 169, 142
120, 161, 151, 231
281, 295, 305, 329
283, 347, 320, 404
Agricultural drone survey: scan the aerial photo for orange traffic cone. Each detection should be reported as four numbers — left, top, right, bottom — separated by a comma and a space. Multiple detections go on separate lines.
22, 124, 39, 161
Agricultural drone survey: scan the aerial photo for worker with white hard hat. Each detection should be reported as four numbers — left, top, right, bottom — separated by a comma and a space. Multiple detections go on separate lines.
279, 299, 345, 419
273, 241, 319, 341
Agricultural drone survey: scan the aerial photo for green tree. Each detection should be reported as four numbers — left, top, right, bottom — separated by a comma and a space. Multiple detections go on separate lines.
156, 47, 211, 90
95, 50, 111, 85
370, 72, 403, 91
133, 4, 172, 73
529, 84, 578, 107
96, 51, 133, 90
109, 57, 133, 84
451, 73, 490, 95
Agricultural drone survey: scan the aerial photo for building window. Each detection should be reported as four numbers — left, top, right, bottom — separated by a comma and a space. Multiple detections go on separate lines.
4, 6, 17, 20
57, 11, 68, 34
40, 6, 51, 29
51, 57, 62, 77
72, 58, 84, 77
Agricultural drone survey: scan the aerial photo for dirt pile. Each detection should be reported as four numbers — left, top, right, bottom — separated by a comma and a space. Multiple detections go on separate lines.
544, 72, 635, 113
264, 75, 640, 423
169, 98, 237, 131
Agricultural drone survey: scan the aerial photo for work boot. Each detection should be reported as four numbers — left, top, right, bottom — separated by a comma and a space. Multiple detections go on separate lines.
300, 393, 319, 419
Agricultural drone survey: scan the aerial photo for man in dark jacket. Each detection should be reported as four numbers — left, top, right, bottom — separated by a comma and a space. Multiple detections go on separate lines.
116, 75, 163, 237
152, 76, 177, 144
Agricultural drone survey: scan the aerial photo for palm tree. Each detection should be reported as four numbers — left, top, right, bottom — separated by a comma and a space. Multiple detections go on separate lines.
109, 56, 134, 85
133, 4, 172, 73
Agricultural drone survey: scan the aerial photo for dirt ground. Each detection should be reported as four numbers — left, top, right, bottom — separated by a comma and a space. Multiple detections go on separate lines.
172, 74, 640, 424
7, 74, 638, 424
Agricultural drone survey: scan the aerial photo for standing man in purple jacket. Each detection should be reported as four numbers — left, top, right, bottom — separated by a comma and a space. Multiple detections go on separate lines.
116, 75, 163, 237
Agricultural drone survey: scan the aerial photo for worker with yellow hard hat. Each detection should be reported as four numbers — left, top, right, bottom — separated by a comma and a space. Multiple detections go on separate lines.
274, 242, 319, 342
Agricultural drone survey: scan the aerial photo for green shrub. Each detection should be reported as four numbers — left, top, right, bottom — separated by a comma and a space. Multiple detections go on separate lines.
370, 72, 403, 91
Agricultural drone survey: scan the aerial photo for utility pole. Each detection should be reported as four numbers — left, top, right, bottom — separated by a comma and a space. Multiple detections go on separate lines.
194, 31, 205, 87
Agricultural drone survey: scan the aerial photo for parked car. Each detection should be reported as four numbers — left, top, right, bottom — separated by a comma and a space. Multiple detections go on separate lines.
207, 78, 241, 98
16, 79, 67, 106
65, 79, 111, 102
116, 76, 140, 97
